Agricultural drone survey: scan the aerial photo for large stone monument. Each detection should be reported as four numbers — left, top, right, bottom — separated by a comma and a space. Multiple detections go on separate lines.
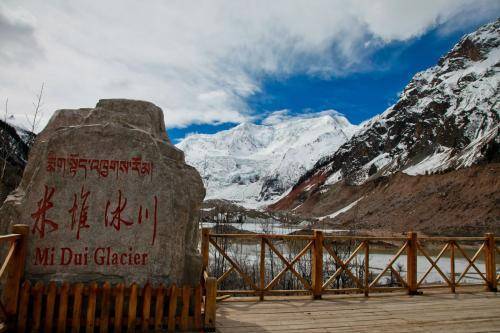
0, 99, 205, 285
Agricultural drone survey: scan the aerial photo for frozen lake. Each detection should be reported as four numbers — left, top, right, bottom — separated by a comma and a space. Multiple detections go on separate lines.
200, 220, 349, 234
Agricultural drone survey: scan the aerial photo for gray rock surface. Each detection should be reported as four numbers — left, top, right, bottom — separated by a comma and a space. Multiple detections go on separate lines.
0, 99, 205, 285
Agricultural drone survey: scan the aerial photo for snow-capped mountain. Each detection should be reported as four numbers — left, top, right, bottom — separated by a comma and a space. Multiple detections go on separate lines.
275, 19, 499, 211
176, 112, 357, 207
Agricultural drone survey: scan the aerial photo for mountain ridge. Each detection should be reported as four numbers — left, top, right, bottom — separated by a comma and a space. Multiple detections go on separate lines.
268, 19, 499, 235
275, 18, 499, 210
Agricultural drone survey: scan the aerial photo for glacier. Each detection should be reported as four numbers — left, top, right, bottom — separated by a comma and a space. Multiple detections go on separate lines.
177, 113, 357, 208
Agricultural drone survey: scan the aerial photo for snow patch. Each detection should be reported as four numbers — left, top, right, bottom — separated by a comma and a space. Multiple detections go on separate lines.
317, 197, 364, 221
403, 147, 453, 175
324, 169, 342, 185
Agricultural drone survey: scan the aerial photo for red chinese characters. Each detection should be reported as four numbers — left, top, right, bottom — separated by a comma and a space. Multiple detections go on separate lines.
105, 190, 158, 245
137, 195, 158, 245
31, 183, 159, 247
104, 190, 133, 231
31, 185, 58, 238
68, 185, 91, 240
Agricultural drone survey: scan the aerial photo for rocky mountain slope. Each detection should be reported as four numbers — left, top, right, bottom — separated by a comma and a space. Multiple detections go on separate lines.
0, 120, 34, 203
270, 19, 499, 235
288, 164, 499, 235
177, 113, 357, 207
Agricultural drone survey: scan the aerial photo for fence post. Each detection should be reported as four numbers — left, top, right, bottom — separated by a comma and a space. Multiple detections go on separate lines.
201, 228, 210, 273
204, 277, 217, 331
312, 230, 324, 299
259, 237, 265, 301
450, 241, 456, 293
406, 231, 418, 295
2, 224, 29, 319
364, 241, 369, 297
484, 233, 497, 292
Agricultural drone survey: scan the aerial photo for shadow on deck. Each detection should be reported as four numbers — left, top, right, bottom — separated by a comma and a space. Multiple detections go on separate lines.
216, 290, 500, 332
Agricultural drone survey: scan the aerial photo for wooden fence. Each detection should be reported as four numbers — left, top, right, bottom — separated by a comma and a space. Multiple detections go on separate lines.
0, 224, 217, 332
1, 224, 498, 331
201, 228, 499, 299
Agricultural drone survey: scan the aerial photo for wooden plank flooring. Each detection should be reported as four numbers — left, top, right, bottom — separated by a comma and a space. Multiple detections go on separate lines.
217, 291, 500, 332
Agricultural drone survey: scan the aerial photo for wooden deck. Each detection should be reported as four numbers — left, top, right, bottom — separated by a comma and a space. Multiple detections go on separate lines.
217, 291, 500, 332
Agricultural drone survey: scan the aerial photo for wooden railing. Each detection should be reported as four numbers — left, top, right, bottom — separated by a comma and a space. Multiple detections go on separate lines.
0, 224, 218, 332
1, 224, 496, 331
0, 224, 28, 329
201, 228, 499, 299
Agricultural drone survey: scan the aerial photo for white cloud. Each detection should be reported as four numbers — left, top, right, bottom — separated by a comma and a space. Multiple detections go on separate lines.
0, 0, 498, 131
261, 109, 345, 125
261, 109, 292, 125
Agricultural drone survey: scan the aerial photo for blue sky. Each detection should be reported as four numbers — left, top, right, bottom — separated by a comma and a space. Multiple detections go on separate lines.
168, 21, 489, 142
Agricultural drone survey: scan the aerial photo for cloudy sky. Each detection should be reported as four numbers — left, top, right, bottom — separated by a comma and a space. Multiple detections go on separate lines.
1, 1, 499, 141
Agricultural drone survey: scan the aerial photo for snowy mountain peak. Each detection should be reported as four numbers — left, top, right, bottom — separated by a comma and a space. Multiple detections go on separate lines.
176, 113, 357, 207
442, 19, 499, 64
